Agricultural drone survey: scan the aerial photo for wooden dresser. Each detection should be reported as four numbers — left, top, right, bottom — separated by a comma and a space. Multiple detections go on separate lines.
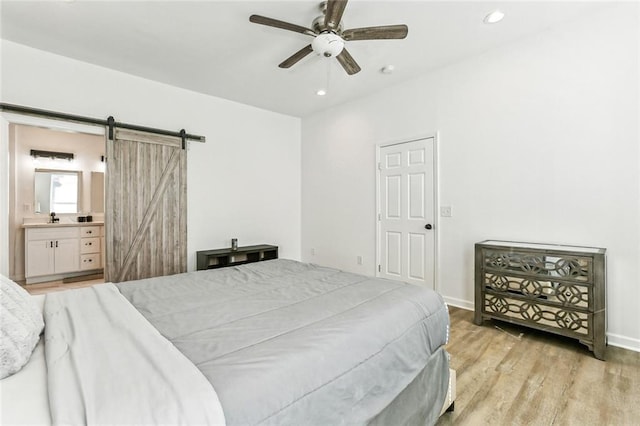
474, 240, 606, 360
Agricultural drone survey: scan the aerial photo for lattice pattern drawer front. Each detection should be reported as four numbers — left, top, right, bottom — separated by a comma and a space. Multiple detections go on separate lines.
485, 273, 591, 309
483, 293, 591, 337
474, 240, 606, 360
484, 250, 593, 283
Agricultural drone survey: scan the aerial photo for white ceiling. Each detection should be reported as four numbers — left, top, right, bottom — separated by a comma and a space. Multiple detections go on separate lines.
1, 1, 610, 117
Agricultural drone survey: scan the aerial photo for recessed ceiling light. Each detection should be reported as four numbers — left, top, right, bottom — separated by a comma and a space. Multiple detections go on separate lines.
380, 65, 395, 75
483, 10, 505, 24
316, 89, 327, 96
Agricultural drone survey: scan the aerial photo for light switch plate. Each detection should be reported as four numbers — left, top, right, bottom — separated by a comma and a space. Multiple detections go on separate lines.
440, 206, 452, 217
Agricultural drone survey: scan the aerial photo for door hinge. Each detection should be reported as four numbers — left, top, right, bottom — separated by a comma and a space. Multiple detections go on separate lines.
378, 213, 381, 221
377, 162, 382, 170
378, 264, 381, 272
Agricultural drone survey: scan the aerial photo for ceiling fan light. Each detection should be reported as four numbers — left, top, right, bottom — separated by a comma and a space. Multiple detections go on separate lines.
483, 10, 505, 24
312, 33, 345, 58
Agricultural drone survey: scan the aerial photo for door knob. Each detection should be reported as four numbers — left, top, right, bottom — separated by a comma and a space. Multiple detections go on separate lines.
425, 224, 433, 230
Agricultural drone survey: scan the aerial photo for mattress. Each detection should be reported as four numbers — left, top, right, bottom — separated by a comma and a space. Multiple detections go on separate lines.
1, 259, 452, 425
117, 259, 451, 425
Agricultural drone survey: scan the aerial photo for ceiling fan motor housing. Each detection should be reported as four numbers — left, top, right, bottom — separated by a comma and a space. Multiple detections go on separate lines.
312, 32, 345, 57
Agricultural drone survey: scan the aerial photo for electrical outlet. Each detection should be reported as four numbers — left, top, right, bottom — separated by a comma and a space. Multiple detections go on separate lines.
440, 206, 453, 217
357, 256, 363, 265
23, 203, 31, 213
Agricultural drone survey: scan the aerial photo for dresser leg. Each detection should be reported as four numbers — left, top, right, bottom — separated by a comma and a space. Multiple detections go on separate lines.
593, 340, 606, 361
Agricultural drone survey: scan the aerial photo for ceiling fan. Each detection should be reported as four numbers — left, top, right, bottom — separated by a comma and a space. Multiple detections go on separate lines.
249, 0, 408, 76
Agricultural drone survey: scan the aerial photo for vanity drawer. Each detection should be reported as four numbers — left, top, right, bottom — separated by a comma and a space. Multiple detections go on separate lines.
80, 226, 101, 237
80, 253, 101, 270
80, 237, 101, 254
26, 227, 79, 241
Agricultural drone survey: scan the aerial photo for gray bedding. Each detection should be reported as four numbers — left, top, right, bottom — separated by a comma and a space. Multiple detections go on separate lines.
116, 259, 451, 425
44, 283, 225, 425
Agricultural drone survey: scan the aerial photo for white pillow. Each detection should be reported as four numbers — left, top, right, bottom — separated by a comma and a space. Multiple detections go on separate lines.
0, 274, 44, 379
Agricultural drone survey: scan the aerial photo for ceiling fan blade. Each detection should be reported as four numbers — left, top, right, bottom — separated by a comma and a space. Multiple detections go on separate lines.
342, 25, 408, 41
336, 48, 361, 75
325, 0, 348, 30
278, 45, 314, 69
250, 15, 316, 36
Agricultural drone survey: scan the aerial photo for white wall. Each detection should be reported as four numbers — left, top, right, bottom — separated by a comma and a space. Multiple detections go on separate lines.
302, 4, 640, 350
0, 40, 302, 272
0, 116, 8, 276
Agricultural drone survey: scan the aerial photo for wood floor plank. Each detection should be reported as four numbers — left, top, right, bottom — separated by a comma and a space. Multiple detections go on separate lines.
438, 307, 640, 426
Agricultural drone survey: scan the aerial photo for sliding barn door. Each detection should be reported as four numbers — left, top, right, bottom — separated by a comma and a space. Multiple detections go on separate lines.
105, 129, 186, 283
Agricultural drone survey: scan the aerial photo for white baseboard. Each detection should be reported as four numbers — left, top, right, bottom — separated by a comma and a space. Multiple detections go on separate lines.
442, 296, 640, 354
443, 296, 474, 311
607, 333, 640, 353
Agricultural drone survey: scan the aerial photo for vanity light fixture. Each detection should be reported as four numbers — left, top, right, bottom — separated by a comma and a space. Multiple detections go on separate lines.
483, 10, 505, 24
30, 149, 74, 161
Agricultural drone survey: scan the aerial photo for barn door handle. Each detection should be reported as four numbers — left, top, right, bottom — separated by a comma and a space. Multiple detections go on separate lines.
425, 224, 433, 230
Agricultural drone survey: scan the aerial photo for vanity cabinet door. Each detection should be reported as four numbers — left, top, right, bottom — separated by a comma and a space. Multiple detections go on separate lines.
54, 238, 80, 273
26, 240, 55, 277
25, 227, 80, 280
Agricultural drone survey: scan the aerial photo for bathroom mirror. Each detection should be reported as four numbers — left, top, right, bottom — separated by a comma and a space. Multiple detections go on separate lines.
34, 169, 82, 214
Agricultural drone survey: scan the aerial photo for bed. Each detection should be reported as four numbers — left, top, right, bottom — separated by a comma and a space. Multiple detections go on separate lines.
1, 259, 455, 425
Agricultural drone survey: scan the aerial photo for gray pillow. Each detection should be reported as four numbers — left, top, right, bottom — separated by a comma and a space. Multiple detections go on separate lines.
0, 274, 45, 379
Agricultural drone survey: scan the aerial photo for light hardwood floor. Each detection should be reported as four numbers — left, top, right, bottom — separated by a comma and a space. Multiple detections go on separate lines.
22, 277, 104, 295
438, 307, 640, 426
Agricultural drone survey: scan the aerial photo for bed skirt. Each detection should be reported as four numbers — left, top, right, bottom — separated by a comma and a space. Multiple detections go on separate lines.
368, 348, 453, 425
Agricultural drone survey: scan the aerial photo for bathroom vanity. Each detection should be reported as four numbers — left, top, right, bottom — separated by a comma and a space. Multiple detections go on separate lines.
23, 222, 104, 284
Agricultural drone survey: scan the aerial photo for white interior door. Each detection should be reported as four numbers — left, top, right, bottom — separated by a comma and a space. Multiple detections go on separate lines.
377, 137, 436, 288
